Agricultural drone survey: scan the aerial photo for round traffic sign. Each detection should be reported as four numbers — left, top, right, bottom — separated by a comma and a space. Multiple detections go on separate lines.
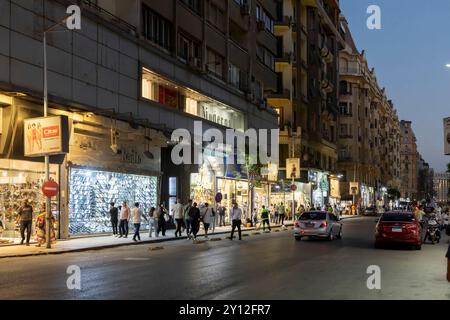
215, 192, 223, 203
42, 181, 59, 198
291, 184, 298, 192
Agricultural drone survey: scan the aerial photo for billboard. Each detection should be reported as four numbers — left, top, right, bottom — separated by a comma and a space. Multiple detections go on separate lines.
444, 117, 450, 155
24, 116, 69, 157
286, 158, 300, 179
350, 182, 359, 196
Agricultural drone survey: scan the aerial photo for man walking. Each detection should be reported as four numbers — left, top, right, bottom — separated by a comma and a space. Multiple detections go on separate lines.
261, 205, 271, 232
132, 202, 143, 242
109, 202, 119, 236
119, 201, 130, 238
188, 202, 201, 240
18, 200, 33, 246
230, 201, 243, 241
184, 200, 193, 238
156, 203, 167, 237
173, 199, 184, 237
278, 202, 286, 225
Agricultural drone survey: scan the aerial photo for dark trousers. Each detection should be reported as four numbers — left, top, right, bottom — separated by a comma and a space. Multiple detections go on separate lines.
279, 214, 285, 225
157, 219, 166, 236
20, 220, 32, 244
175, 219, 184, 237
133, 223, 141, 241
119, 219, 129, 237
191, 222, 200, 238
185, 218, 192, 235
262, 219, 271, 231
219, 215, 225, 227
273, 214, 278, 223
111, 219, 118, 235
231, 220, 242, 240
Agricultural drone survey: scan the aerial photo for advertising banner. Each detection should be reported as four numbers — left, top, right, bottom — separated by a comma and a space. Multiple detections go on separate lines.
24, 116, 69, 157
286, 158, 300, 179
350, 182, 359, 196
444, 117, 450, 155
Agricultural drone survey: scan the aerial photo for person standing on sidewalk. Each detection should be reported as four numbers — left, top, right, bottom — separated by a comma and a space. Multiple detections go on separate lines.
261, 205, 271, 232
188, 202, 201, 240
200, 203, 213, 239
119, 201, 131, 238
278, 203, 286, 225
218, 205, 226, 227
173, 199, 184, 238
132, 202, 143, 242
184, 199, 193, 238
156, 203, 168, 237
148, 207, 157, 238
230, 201, 243, 241
109, 202, 119, 236
18, 200, 33, 246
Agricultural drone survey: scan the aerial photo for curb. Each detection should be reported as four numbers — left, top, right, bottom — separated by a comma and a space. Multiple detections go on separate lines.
0, 224, 293, 259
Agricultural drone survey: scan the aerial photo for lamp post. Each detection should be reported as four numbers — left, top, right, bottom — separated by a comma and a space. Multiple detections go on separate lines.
42, 17, 70, 249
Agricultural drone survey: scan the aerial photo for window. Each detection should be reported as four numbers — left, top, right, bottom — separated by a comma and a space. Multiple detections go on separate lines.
339, 102, 352, 115
256, 44, 275, 70
339, 81, 352, 94
206, 49, 224, 79
208, 2, 225, 31
178, 34, 201, 63
228, 64, 241, 89
142, 5, 173, 51
180, 0, 202, 15
256, 4, 274, 33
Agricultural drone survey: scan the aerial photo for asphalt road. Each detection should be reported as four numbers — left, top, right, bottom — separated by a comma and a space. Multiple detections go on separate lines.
0, 217, 449, 300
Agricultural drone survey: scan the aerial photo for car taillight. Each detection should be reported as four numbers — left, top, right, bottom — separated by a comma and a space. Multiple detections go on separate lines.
320, 221, 328, 228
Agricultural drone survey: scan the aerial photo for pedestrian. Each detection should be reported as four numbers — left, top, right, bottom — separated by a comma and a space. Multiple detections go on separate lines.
200, 203, 214, 239
156, 203, 168, 237
218, 205, 226, 227
252, 208, 258, 227
274, 204, 279, 224
230, 201, 243, 241
446, 243, 450, 282
188, 202, 201, 240
132, 202, 143, 242
119, 201, 131, 238
278, 202, 286, 225
35, 203, 56, 247
109, 202, 119, 236
148, 207, 157, 238
261, 205, 271, 232
18, 200, 33, 246
184, 200, 193, 237
173, 199, 184, 237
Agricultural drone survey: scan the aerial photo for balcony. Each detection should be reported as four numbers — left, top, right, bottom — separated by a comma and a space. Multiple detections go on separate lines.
275, 16, 294, 32
267, 89, 291, 101
339, 67, 361, 76
275, 52, 293, 65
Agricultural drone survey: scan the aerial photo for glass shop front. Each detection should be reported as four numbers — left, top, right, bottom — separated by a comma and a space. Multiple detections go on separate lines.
68, 167, 158, 235
0, 159, 59, 245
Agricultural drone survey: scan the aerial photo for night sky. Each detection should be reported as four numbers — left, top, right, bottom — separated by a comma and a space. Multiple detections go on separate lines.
341, 0, 450, 172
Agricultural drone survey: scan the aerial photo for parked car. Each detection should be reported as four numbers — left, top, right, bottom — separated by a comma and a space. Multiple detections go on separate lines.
294, 211, 343, 241
375, 212, 422, 250
363, 206, 379, 217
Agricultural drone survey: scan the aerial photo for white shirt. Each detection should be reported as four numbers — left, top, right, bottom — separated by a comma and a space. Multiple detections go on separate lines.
200, 207, 213, 224
132, 207, 142, 224
230, 207, 243, 221
173, 203, 184, 219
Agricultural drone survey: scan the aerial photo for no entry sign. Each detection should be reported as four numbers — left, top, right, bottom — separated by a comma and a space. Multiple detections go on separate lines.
42, 181, 59, 198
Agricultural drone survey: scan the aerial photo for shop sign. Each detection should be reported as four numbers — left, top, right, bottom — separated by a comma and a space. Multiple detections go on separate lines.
320, 177, 329, 192
42, 180, 59, 198
24, 116, 69, 157
444, 117, 450, 155
286, 158, 300, 179
350, 182, 359, 195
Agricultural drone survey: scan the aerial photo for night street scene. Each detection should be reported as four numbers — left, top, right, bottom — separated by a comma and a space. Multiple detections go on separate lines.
0, 0, 450, 307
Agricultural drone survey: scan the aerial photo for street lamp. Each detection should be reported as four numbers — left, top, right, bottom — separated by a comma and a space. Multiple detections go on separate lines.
41, 16, 71, 249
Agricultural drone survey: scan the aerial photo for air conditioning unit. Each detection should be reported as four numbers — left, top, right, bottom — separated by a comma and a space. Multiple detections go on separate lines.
257, 20, 266, 31
240, 4, 250, 16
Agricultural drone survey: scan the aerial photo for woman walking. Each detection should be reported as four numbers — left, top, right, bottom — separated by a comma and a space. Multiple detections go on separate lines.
188, 202, 201, 241
148, 207, 157, 238
200, 203, 213, 239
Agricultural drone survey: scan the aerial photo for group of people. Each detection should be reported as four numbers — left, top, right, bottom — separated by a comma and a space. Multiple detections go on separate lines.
16, 200, 56, 247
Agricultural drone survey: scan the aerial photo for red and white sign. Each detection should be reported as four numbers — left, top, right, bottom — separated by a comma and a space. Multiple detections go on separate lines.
42, 181, 59, 198
291, 184, 298, 192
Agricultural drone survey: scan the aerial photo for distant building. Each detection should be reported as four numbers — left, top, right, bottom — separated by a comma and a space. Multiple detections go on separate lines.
399, 121, 418, 200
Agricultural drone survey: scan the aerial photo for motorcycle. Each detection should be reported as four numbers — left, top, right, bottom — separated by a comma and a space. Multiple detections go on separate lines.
424, 219, 441, 244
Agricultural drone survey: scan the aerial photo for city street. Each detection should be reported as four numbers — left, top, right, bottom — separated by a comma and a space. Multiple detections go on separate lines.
0, 217, 448, 300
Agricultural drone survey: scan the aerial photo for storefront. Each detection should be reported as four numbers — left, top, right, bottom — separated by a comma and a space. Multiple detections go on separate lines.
360, 185, 375, 208
329, 176, 341, 206
0, 159, 59, 244
309, 170, 330, 209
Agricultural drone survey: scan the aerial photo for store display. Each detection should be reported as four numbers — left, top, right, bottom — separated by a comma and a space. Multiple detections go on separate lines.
69, 168, 158, 235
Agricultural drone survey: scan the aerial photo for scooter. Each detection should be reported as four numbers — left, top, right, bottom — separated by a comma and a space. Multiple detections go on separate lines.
424, 219, 441, 244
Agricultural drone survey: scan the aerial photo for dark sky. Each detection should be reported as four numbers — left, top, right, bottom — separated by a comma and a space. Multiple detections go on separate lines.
341, 0, 450, 172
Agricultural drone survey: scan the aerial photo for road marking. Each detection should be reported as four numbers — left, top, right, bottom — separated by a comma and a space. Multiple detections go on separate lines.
124, 258, 150, 261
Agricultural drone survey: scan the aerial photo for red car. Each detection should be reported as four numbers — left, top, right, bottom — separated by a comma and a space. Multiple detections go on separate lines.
375, 212, 422, 250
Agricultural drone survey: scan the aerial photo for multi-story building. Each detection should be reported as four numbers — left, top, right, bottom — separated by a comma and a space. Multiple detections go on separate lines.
417, 156, 434, 202
269, 0, 343, 209
338, 16, 401, 207
399, 121, 419, 200
433, 172, 450, 204
0, 0, 278, 241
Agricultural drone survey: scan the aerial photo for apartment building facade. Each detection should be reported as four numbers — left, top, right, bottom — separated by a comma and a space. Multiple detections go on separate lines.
268, 0, 343, 209
433, 172, 450, 204
399, 121, 419, 201
0, 0, 279, 240
338, 17, 401, 207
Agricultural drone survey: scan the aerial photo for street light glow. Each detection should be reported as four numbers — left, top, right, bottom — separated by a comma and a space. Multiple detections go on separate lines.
446, 64, 450, 68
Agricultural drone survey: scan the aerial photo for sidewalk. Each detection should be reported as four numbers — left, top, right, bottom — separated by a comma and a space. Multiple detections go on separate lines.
0, 222, 294, 259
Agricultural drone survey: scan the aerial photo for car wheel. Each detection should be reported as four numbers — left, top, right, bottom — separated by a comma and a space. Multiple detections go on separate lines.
374, 242, 382, 249
328, 230, 334, 241
295, 236, 302, 241
415, 245, 422, 250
